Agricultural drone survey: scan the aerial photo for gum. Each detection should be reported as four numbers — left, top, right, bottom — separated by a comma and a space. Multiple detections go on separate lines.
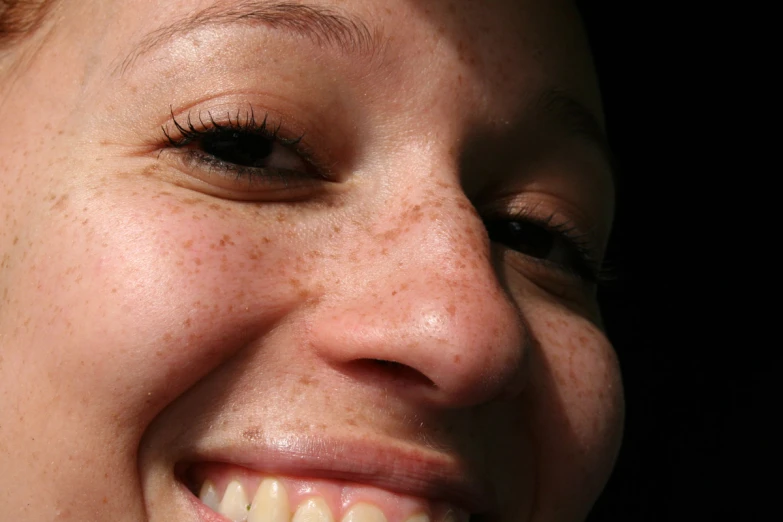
187, 462, 467, 522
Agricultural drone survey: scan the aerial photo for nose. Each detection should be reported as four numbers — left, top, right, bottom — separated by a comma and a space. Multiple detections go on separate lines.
306, 181, 529, 408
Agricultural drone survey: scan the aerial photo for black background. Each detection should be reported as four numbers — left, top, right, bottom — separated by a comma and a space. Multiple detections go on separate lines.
577, 4, 770, 521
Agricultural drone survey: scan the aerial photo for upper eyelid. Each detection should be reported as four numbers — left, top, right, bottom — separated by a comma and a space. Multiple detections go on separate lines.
160, 98, 313, 141
164, 107, 282, 144
163, 107, 311, 157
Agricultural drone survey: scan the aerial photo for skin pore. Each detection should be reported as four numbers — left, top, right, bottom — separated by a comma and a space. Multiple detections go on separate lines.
0, 1, 623, 521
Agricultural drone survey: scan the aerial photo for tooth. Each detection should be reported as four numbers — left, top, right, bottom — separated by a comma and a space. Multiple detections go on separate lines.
219, 480, 250, 522
404, 515, 431, 522
199, 480, 221, 512
248, 478, 290, 522
341, 503, 387, 522
292, 497, 334, 522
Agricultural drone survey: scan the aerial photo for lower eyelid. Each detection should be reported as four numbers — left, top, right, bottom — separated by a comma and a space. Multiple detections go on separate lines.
501, 249, 599, 302
157, 148, 326, 199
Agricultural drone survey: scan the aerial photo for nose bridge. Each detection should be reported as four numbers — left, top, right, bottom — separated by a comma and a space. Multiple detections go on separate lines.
379, 180, 490, 282
308, 178, 527, 407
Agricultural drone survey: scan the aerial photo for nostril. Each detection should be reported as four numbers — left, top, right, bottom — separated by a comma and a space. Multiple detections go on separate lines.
354, 359, 436, 388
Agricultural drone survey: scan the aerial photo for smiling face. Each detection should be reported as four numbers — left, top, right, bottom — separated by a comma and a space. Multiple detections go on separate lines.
0, 1, 622, 521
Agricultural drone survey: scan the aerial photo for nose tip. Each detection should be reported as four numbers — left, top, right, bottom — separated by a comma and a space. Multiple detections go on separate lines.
308, 270, 527, 407
306, 196, 528, 408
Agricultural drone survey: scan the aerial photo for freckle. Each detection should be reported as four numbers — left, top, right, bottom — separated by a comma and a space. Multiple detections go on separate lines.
12, 236, 18, 245
194, 258, 202, 265
162, 333, 172, 342
184, 318, 192, 327
141, 164, 161, 178
183, 240, 193, 248
51, 194, 69, 210
453, 354, 461, 363
262, 237, 271, 244
299, 376, 317, 386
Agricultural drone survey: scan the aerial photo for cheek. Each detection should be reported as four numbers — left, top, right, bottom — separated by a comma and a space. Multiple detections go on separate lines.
524, 303, 624, 518
0, 181, 312, 436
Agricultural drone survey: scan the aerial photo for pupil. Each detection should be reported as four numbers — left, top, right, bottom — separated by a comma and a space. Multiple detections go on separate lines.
487, 221, 554, 259
202, 131, 274, 168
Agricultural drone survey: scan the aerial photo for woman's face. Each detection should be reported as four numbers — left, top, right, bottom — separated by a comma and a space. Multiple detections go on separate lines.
0, 0, 622, 521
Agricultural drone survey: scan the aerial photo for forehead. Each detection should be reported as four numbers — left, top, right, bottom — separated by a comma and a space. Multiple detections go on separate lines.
38, 0, 600, 122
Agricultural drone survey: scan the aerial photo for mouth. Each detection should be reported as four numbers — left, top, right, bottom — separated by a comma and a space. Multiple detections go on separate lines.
173, 437, 492, 522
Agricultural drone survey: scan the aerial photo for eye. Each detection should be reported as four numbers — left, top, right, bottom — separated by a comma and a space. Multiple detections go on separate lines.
161, 108, 327, 194
197, 129, 306, 172
485, 218, 601, 283
486, 220, 556, 259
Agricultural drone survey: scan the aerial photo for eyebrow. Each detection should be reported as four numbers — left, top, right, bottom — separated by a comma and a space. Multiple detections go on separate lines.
535, 89, 616, 175
118, 0, 382, 75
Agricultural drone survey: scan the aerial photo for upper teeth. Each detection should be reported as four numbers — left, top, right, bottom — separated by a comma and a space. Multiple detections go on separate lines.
249, 478, 291, 522
292, 497, 335, 522
219, 480, 251, 522
199, 478, 438, 522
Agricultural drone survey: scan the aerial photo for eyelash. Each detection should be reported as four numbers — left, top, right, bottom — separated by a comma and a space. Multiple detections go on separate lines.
161, 107, 325, 182
484, 207, 606, 284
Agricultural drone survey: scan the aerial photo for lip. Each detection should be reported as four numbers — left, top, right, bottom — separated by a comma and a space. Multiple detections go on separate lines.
176, 433, 493, 516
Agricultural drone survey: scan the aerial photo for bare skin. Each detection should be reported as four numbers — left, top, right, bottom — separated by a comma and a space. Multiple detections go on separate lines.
0, 1, 622, 521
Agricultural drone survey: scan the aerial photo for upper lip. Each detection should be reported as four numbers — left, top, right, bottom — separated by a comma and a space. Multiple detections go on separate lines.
178, 432, 493, 515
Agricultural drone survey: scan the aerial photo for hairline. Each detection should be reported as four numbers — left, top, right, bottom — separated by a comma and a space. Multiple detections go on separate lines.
0, 0, 59, 49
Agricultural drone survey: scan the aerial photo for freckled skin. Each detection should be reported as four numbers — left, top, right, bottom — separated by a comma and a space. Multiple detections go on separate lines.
0, 1, 622, 522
